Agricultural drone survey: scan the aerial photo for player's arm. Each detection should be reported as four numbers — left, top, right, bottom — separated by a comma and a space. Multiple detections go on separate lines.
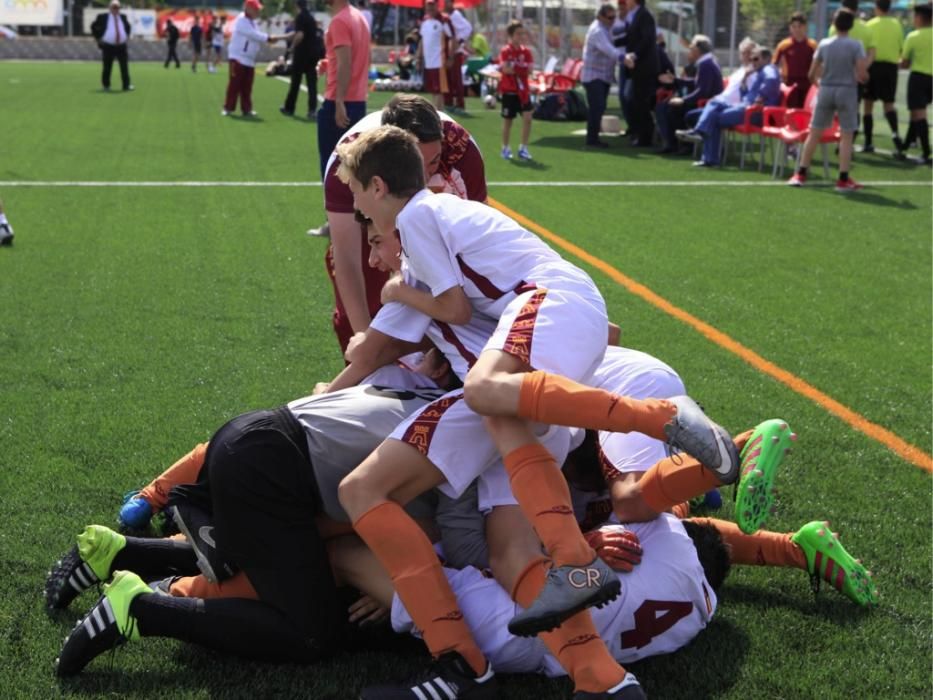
855, 53, 869, 83
383, 278, 472, 325
326, 327, 417, 393
329, 211, 372, 333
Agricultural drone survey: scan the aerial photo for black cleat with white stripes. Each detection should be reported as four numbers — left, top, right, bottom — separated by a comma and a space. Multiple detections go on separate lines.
55, 596, 126, 676
360, 652, 497, 700
45, 547, 100, 612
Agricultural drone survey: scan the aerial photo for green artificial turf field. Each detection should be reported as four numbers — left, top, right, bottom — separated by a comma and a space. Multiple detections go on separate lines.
0, 61, 931, 699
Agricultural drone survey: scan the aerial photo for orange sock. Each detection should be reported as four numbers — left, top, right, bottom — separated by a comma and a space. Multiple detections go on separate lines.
354, 501, 487, 676
504, 443, 594, 567
518, 371, 676, 440
690, 517, 806, 569
168, 571, 259, 600
512, 557, 627, 693
139, 442, 208, 509
638, 452, 727, 514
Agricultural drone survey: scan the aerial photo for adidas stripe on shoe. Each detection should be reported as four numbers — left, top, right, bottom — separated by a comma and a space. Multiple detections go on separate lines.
45, 525, 126, 611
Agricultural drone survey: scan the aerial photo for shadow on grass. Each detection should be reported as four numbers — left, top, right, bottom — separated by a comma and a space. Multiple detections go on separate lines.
533, 134, 653, 159
724, 581, 875, 623
807, 185, 921, 209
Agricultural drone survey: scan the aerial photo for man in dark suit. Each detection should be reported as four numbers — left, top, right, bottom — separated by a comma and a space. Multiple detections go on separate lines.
621, 0, 658, 145
280, 0, 321, 119
164, 19, 181, 68
91, 0, 133, 91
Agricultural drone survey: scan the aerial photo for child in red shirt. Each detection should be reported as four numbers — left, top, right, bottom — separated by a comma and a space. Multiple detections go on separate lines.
498, 19, 534, 160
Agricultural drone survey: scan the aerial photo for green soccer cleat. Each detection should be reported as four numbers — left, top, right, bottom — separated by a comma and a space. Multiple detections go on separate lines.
791, 521, 878, 607
734, 419, 796, 534
45, 525, 126, 611
56, 570, 152, 676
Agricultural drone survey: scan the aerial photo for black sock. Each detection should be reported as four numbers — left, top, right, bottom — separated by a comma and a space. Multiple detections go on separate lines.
919, 118, 930, 157
111, 537, 200, 581
131, 593, 324, 663
884, 110, 899, 140
903, 120, 917, 150
839, 171, 849, 182
863, 114, 874, 145
798, 166, 808, 177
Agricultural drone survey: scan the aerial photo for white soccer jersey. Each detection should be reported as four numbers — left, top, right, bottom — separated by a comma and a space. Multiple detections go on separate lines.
370, 272, 499, 381
419, 17, 450, 70
287, 384, 445, 521
391, 514, 716, 672
226, 12, 268, 67
397, 191, 597, 321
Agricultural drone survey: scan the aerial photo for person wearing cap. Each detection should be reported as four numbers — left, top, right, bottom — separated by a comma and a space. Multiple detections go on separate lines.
316, 0, 371, 177
223, 0, 291, 117
91, 0, 133, 92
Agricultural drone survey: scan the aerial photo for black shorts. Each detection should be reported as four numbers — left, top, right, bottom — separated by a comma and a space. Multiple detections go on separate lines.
205, 407, 343, 638
191, 38, 202, 54
907, 71, 933, 110
500, 92, 532, 119
865, 61, 898, 103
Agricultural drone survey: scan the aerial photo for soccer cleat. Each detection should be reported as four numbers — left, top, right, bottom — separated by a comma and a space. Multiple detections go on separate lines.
55, 570, 151, 676
508, 556, 620, 637
663, 396, 741, 485
45, 525, 126, 611
118, 490, 153, 531
574, 672, 647, 699
279, 106, 294, 116
734, 419, 795, 534
360, 651, 497, 699
501, 146, 512, 160
170, 503, 236, 583
0, 219, 13, 246
306, 221, 331, 237
791, 521, 878, 606
221, 109, 231, 116
858, 143, 875, 153
835, 178, 863, 193
787, 172, 806, 187
517, 145, 532, 160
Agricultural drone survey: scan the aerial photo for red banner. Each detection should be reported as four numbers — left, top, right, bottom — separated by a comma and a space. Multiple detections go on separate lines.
156, 9, 234, 39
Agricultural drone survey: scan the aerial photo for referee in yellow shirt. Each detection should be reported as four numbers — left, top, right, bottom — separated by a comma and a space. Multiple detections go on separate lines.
896, 3, 932, 164
862, 0, 905, 152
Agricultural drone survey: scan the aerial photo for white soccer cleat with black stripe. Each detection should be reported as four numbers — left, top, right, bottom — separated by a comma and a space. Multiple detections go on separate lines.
360, 651, 497, 699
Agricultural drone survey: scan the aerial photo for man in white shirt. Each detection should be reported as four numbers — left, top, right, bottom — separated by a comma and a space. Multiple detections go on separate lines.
418, 0, 452, 108
91, 0, 133, 91
222, 0, 290, 116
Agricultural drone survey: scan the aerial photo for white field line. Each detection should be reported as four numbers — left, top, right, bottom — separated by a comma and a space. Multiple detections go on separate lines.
0, 180, 930, 187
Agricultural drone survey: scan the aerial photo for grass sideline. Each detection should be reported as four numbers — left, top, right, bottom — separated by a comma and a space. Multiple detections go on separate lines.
1, 61, 932, 699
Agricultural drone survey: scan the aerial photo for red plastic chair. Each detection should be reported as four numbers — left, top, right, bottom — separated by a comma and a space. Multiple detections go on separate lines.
727, 82, 793, 170
530, 58, 582, 96
765, 85, 841, 178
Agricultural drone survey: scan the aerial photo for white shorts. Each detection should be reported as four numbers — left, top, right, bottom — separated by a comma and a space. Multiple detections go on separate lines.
388, 389, 572, 499
484, 284, 608, 382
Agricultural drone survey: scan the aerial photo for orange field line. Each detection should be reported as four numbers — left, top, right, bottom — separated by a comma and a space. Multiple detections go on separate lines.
488, 196, 933, 473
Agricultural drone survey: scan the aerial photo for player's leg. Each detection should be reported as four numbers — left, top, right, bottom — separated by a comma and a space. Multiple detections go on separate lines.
518, 107, 533, 159
486, 505, 642, 697
45, 525, 199, 610
882, 64, 901, 148
119, 442, 208, 530
55, 570, 321, 676
339, 438, 497, 696
861, 93, 875, 150
501, 113, 514, 158
466, 348, 739, 480
689, 517, 878, 606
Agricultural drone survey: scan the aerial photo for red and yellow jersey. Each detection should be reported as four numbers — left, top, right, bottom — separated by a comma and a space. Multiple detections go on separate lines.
773, 36, 817, 80
498, 43, 533, 101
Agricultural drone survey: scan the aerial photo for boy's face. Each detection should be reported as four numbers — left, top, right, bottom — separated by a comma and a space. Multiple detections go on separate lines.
348, 174, 382, 227
418, 140, 443, 178
790, 20, 807, 40
367, 226, 403, 272
510, 28, 525, 44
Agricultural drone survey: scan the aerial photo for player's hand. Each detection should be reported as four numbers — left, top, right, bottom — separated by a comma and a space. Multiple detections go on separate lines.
584, 525, 643, 572
335, 100, 350, 128
669, 96, 683, 107
380, 274, 405, 304
312, 381, 330, 395
348, 594, 388, 625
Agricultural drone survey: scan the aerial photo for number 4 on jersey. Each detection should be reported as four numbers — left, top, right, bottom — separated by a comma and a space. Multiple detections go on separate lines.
620, 600, 693, 649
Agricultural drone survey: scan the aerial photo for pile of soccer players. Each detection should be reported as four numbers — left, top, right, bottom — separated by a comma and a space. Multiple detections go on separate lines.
44, 96, 879, 700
